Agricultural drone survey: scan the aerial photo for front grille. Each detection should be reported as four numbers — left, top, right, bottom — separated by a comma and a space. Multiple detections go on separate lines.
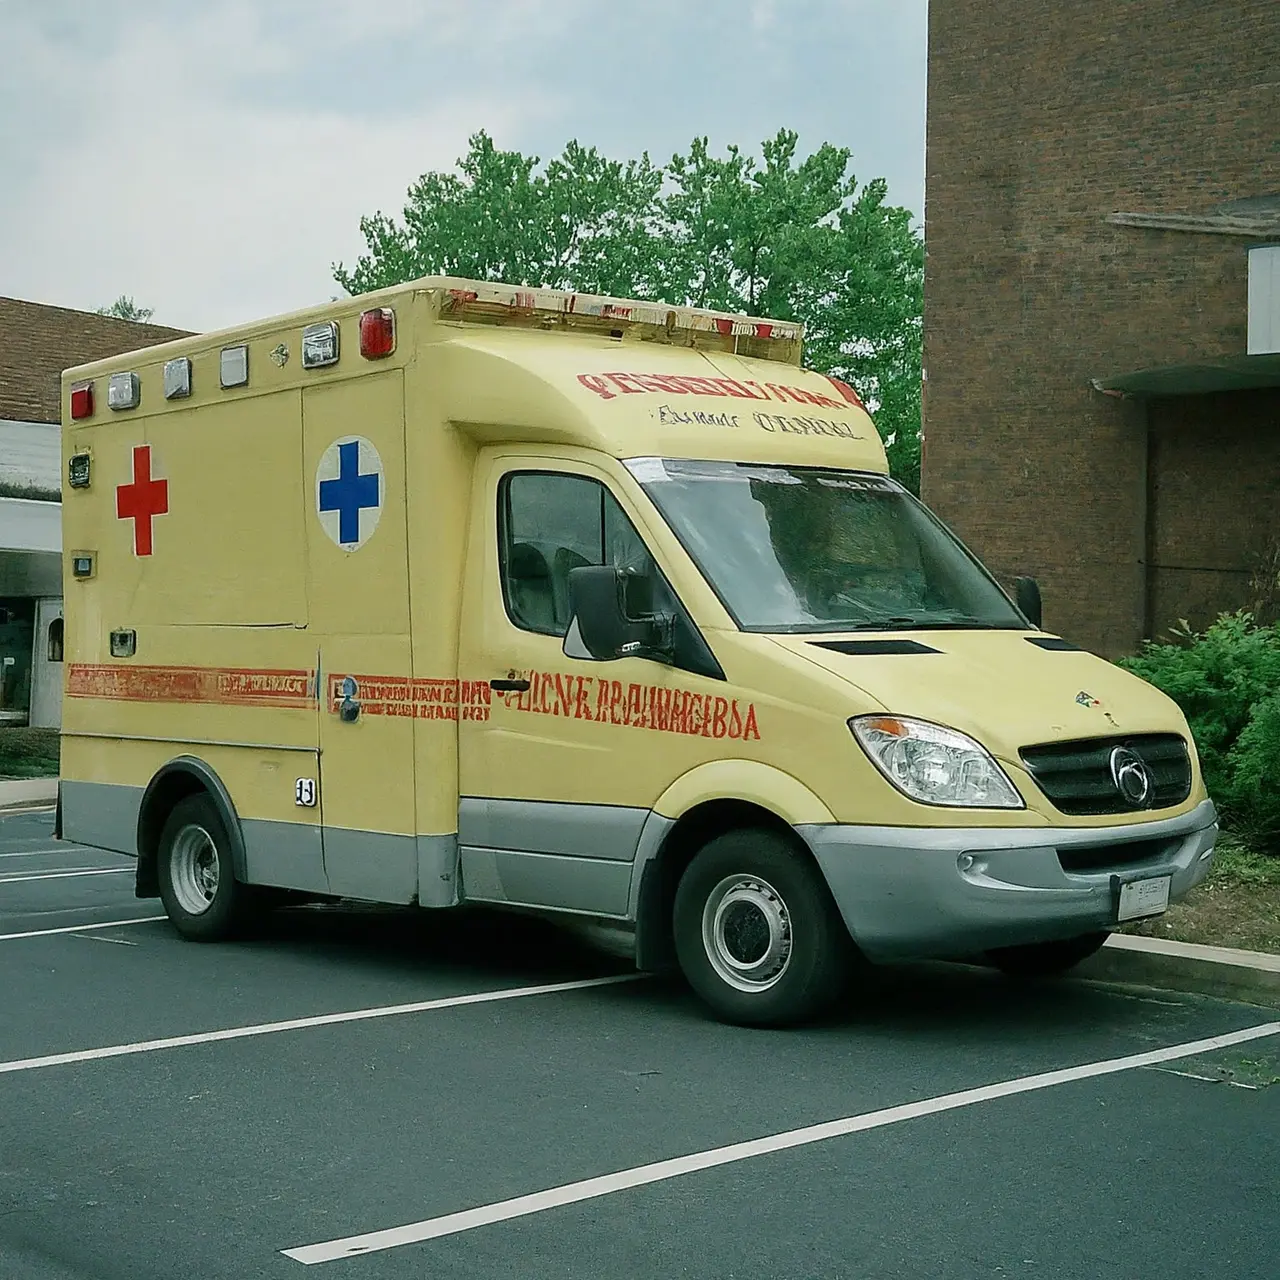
1019, 734, 1192, 816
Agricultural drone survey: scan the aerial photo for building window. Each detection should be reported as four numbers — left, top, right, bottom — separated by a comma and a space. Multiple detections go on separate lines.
48, 617, 63, 663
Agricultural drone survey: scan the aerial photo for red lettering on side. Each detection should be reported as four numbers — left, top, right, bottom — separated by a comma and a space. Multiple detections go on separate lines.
728, 702, 745, 739
743, 705, 761, 740
575, 676, 593, 720
711, 697, 729, 739
652, 687, 673, 731
609, 680, 625, 725
539, 672, 554, 715
606, 373, 645, 394
627, 683, 645, 728
578, 374, 614, 400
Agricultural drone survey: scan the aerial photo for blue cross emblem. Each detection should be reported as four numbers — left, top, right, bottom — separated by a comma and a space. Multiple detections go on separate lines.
318, 441, 380, 545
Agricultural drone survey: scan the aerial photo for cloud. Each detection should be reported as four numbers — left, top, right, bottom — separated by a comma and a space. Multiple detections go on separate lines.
0, 2, 562, 331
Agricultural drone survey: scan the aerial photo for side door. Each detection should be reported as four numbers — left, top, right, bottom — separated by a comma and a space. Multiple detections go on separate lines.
302, 371, 418, 903
456, 452, 727, 918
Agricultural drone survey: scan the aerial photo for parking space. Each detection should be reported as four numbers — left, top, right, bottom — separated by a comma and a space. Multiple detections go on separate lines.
2, 807, 1277, 1280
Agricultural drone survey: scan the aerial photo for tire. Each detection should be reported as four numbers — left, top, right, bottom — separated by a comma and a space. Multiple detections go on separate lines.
157, 793, 254, 942
673, 827, 852, 1027
986, 930, 1110, 979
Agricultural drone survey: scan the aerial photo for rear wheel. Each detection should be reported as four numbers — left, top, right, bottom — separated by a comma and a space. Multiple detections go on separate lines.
157, 794, 255, 941
986, 930, 1110, 979
673, 828, 851, 1027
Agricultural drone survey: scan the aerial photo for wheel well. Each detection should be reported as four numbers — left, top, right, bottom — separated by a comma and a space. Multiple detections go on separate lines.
634, 799, 810, 972
135, 770, 212, 898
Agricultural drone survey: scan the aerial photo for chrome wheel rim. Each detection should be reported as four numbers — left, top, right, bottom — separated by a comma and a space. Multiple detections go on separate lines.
701, 874, 793, 992
170, 824, 220, 915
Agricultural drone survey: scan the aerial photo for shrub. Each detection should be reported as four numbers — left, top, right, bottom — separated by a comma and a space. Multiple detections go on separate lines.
1119, 611, 1280, 850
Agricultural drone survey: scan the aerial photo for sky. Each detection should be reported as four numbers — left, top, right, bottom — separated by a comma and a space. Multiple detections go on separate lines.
0, 0, 928, 334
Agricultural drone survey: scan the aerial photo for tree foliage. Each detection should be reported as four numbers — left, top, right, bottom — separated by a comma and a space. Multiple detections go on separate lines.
96, 296, 155, 323
336, 130, 923, 490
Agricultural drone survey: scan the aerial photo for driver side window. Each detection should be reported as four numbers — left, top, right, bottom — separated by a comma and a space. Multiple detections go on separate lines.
499, 471, 670, 637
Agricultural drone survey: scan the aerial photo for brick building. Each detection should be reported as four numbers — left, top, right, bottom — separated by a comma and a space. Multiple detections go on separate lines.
0, 297, 188, 726
922, 0, 1280, 657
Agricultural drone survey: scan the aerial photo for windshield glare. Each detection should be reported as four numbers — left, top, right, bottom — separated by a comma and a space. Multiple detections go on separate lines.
628, 458, 1027, 634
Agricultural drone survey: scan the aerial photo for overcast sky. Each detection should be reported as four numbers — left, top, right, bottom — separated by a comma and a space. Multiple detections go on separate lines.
1, 0, 927, 333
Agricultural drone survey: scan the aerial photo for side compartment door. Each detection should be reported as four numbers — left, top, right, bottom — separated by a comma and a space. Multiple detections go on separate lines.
302, 371, 417, 903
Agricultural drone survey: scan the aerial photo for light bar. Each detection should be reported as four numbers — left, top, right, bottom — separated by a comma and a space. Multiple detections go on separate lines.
437, 279, 804, 346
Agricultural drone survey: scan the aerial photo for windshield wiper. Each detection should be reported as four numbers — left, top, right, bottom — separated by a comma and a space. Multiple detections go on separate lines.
846, 617, 1018, 632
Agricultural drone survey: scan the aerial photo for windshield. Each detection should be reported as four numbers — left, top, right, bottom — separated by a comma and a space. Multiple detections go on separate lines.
627, 459, 1027, 634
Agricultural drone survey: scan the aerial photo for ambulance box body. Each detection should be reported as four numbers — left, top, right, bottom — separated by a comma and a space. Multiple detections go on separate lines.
58, 278, 1217, 1026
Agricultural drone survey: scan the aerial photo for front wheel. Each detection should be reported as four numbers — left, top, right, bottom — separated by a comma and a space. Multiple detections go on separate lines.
673, 828, 851, 1027
157, 794, 255, 941
986, 931, 1111, 979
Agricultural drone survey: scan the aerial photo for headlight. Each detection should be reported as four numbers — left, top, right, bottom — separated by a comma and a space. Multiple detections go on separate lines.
849, 715, 1024, 809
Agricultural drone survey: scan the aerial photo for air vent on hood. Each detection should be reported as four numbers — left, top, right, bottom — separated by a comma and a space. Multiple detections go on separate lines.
810, 639, 940, 656
1025, 636, 1081, 651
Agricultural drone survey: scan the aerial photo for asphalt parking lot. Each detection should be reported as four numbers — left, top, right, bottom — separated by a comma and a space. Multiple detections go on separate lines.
1, 805, 1277, 1280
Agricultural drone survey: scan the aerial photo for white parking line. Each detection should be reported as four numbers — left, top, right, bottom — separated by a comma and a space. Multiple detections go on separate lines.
282, 1020, 1280, 1265
0, 868, 131, 885
0, 846, 90, 859
0, 973, 644, 1077
0, 916, 167, 942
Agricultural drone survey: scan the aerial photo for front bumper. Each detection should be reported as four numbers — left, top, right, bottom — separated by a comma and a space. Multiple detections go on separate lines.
797, 799, 1218, 962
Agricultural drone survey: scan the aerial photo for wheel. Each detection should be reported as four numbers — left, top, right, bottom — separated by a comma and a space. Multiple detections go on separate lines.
673, 828, 851, 1027
157, 794, 254, 941
986, 931, 1110, 979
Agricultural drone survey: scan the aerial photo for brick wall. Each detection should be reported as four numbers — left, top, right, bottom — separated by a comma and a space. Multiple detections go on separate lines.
0, 297, 189, 425
922, 0, 1280, 657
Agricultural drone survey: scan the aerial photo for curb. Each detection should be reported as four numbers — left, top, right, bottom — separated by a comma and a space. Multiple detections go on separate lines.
1078, 934, 1280, 1008
0, 777, 58, 813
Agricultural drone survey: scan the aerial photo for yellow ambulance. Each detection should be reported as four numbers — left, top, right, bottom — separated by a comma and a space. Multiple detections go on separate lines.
57, 278, 1217, 1026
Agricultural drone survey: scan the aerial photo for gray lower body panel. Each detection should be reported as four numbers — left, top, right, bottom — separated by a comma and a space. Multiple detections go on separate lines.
459, 847, 633, 917
241, 818, 328, 895
458, 796, 649, 918
60, 779, 143, 855
798, 799, 1219, 961
322, 827, 418, 905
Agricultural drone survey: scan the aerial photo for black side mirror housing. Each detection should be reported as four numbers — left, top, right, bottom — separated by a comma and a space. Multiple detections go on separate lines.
1014, 576, 1043, 629
566, 565, 673, 663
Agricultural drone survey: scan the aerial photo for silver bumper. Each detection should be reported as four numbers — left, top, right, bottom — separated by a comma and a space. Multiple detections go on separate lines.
797, 799, 1218, 962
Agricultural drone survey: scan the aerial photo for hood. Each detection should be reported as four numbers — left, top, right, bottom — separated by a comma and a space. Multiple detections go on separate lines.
768, 629, 1190, 763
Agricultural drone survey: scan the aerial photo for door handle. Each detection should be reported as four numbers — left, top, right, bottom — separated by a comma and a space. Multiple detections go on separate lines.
490, 678, 531, 693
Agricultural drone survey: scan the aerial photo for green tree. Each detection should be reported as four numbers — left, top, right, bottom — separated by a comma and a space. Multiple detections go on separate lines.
96, 296, 154, 322
336, 129, 923, 491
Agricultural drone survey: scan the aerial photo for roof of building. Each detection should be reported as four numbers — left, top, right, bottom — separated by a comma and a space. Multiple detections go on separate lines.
0, 496, 61, 555
0, 296, 191, 424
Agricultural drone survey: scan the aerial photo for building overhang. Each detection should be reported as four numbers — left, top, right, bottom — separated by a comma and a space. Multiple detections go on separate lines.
1091, 352, 1280, 398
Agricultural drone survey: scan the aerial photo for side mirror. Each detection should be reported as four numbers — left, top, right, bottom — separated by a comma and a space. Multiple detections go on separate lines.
1014, 576, 1043, 629
565, 565, 672, 664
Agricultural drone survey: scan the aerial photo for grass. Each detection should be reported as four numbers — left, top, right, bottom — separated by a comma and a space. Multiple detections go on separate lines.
1123, 830, 1280, 955
0, 727, 60, 780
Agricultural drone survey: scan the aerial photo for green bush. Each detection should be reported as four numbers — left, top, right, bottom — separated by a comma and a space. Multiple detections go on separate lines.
1119, 611, 1280, 849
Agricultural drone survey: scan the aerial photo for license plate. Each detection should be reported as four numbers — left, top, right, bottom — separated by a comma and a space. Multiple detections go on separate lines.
1117, 875, 1172, 922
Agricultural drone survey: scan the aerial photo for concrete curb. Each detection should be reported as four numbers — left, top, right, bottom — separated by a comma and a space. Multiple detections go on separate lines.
0, 777, 58, 812
1078, 933, 1280, 1008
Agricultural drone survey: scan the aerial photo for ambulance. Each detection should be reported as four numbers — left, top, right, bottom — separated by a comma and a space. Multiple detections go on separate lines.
56, 277, 1218, 1026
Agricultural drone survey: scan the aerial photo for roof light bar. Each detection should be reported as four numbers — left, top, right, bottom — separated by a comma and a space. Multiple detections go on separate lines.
438, 280, 803, 345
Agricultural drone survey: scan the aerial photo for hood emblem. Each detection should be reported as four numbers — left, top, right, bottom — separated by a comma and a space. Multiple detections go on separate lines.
1110, 746, 1154, 808
1075, 691, 1101, 707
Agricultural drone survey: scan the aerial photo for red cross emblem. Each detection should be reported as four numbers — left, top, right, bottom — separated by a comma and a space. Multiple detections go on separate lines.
116, 445, 169, 557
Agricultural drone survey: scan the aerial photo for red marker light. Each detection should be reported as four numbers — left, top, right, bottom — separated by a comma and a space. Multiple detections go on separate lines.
70, 381, 94, 420
359, 308, 396, 359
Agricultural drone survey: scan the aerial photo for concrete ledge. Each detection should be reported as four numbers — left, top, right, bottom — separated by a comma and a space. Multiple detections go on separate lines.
1078, 933, 1280, 1007
0, 777, 58, 812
